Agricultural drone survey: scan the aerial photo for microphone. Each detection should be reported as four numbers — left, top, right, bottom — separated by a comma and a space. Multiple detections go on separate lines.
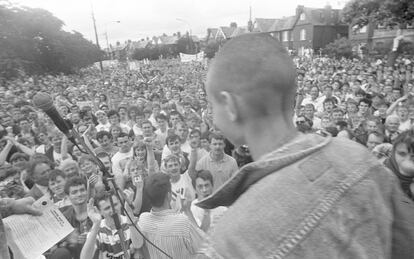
33, 92, 76, 144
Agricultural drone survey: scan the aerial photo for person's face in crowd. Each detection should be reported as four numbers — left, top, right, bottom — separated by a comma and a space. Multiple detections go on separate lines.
387, 118, 400, 133
2, 116, 13, 126
358, 102, 369, 115
366, 134, 383, 151
324, 101, 334, 113
111, 127, 121, 139
135, 114, 144, 125
134, 146, 146, 161
80, 159, 97, 176
366, 120, 378, 132
144, 111, 151, 119
165, 91, 172, 99
52, 135, 62, 150
324, 87, 333, 97
342, 84, 350, 93
392, 90, 401, 100
99, 95, 106, 102
68, 184, 88, 206
32, 163, 51, 186
49, 175, 66, 196
321, 117, 332, 129
310, 87, 319, 99
195, 177, 213, 199
142, 123, 153, 137
59, 106, 69, 116
198, 90, 206, 99
173, 93, 180, 102
152, 106, 161, 115
304, 106, 314, 119
397, 106, 409, 121
70, 113, 80, 125
199, 99, 207, 109
129, 110, 136, 121
175, 124, 188, 141
394, 143, 414, 177
63, 164, 79, 178
117, 136, 131, 153
165, 159, 180, 180
210, 138, 225, 156
97, 113, 108, 124
385, 79, 393, 86
99, 155, 112, 172
19, 119, 30, 131
12, 108, 23, 120
332, 82, 340, 91
98, 135, 112, 148
170, 114, 180, 127
98, 195, 121, 219
119, 108, 127, 120
109, 114, 120, 125
167, 139, 181, 154
189, 132, 201, 148
378, 104, 388, 117
101, 106, 109, 113
156, 118, 167, 129
297, 106, 305, 116
200, 138, 210, 151
332, 111, 343, 122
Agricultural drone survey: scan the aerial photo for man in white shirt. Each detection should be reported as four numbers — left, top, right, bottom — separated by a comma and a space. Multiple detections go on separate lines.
95, 110, 111, 132
191, 170, 227, 233
301, 86, 324, 113
111, 132, 133, 185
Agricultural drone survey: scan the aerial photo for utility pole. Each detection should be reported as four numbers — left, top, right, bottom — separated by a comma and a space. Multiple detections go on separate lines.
91, 2, 103, 72
248, 6, 253, 32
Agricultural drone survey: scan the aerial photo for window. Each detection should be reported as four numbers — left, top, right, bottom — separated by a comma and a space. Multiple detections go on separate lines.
282, 31, 289, 42
359, 25, 367, 33
300, 29, 306, 40
300, 13, 306, 21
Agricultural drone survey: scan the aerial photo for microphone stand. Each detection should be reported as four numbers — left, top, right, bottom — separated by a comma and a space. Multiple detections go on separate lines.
70, 129, 130, 259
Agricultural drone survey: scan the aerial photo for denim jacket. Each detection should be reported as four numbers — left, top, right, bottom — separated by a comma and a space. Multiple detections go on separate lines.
197, 133, 414, 259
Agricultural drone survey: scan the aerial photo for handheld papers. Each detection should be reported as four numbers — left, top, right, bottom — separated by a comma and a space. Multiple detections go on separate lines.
3, 196, 73, 259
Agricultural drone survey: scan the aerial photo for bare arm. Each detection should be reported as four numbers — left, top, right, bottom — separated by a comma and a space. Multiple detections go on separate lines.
188, 148, 198, 181
0, 140, 13, 166
387, 95, 408, 116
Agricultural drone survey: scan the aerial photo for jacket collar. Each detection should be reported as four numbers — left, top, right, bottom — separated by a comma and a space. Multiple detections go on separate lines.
197, 133, 332, 209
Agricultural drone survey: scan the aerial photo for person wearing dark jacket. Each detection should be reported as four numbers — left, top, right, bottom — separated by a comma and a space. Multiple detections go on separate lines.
385, 129, 414, 200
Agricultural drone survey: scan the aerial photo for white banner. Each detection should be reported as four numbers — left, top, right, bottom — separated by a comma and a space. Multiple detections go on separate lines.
180, 51, 204, 63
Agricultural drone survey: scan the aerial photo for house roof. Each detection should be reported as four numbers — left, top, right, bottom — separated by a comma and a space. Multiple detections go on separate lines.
230, 27, 248, 38
219, 26, 237, 38
255, 18, 278, 32
270, 16, 296, 31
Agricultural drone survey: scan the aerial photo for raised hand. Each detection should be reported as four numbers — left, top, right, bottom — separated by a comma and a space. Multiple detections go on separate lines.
87, 198, 102, 224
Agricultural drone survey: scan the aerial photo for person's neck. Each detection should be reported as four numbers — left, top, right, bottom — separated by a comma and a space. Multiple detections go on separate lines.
104, 217, 115, 229
170, 174, 180, 183
120, 147, 131, 154
210, 151, 224, 161
244, 115, 299, 161
73, 202, 87, 216
152, 203, 170, 212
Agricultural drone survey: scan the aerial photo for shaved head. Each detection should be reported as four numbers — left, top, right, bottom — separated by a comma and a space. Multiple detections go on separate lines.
207, 33, 297, 118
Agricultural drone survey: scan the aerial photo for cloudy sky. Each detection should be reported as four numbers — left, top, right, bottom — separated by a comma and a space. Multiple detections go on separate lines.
13, 0, 347, 46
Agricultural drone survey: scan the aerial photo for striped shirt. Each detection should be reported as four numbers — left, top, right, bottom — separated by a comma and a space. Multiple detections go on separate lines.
96, 215, 132, 258
138, 209, 206, 259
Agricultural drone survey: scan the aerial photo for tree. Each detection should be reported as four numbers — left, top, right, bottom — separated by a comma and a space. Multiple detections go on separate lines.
343, 0, 414, 29
0, 2, 102, 79
323, 37, 355, 58
204, 40, 220, 59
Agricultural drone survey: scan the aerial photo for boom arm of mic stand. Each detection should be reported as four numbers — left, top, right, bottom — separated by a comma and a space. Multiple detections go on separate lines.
71, 129, 130, 259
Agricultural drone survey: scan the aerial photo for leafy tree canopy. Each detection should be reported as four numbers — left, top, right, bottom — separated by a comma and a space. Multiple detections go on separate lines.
343, 0, 414, 29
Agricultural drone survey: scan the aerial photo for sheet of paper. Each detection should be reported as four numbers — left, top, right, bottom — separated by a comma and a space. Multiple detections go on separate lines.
3, 196, 74, 259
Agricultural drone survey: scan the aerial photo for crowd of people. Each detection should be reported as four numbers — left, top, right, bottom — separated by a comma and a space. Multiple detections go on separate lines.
0, 49, 414, 258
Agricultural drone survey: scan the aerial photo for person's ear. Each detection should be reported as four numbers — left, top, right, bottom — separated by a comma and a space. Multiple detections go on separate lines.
219, 91, 239, 122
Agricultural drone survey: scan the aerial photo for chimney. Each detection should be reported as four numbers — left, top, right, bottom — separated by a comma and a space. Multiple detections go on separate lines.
296, 5, 304, 17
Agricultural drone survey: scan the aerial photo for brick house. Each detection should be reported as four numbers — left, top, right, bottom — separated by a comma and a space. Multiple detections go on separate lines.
254, 5, 348, 54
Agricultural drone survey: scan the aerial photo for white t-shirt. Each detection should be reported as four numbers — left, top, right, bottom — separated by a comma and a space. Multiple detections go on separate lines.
399, 119, 412, 132
170, 172, 196, 212
190, 199, 227, 232
111, 149, 133, 177
96, 122, 111, 132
